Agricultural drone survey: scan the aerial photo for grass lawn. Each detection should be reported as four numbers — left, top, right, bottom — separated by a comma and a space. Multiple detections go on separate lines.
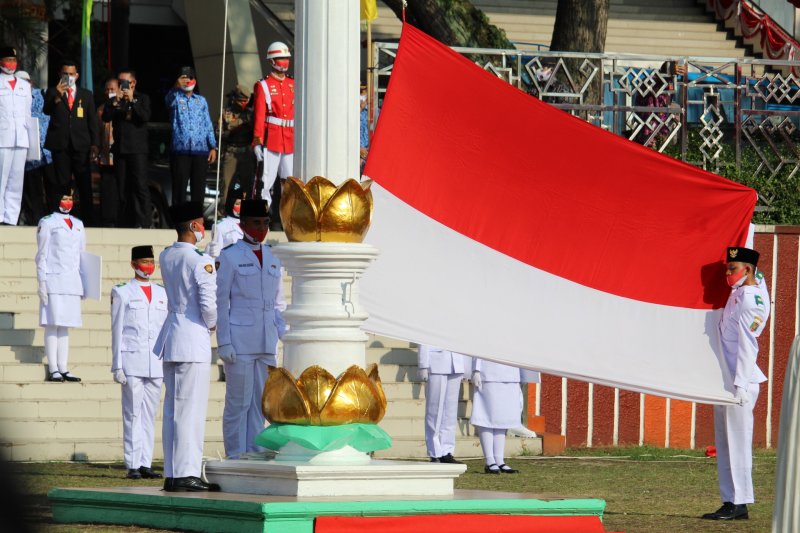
12, 446, 776, 533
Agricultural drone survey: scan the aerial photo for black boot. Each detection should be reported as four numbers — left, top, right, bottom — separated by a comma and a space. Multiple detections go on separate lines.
702, 502, 748, 520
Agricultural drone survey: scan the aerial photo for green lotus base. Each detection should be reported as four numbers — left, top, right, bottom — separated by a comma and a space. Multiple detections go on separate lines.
255, 422, 393, 453
49, 486, 606, 533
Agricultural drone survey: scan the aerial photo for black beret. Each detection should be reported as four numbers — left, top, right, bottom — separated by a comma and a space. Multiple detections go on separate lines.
178, 66, 196, 79
240, 199, 270, 219
131, 245, 154, 261
726, 247, 759, 266
0, 46, 17, 59
170, 201, 204, 225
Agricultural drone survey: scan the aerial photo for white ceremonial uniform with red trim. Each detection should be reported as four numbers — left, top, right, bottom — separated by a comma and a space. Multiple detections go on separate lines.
205, 216, 243, 259
36, 212, 85, 327
714, 272, 770, 505
253, 73, 294, 206
111, 279, 168, 471
216, 239, 286, 458
153, 242, 217, 479
418, 345, 470, 458
0, 72, 31, 225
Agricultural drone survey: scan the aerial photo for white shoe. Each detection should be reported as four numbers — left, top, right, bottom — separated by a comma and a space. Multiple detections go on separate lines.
508, 426, 538, 438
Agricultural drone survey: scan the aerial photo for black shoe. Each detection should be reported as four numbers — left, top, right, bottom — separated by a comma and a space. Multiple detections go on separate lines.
139, 466, 163, 479
484, 464, 501, 474
438, 453, 463, 465
164, 476, 221, 492
126, 469, 142, 479
48, 372, 64, 382
62, 372, 81, 382
498, 463, 519, 474
429, 457, 440, 463
163, 477, 174, 491
702, 502, 749, 520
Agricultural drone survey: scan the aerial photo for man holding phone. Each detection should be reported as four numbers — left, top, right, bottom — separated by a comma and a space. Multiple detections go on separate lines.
43, 59, 99, 225
102, 70, 151, 228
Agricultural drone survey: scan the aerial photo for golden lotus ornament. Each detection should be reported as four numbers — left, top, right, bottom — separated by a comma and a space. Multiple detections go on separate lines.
280, 176, 373, 242
263, 363, 387, 426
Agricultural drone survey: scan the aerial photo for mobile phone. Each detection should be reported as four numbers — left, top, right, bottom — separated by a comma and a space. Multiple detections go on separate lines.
60, 74, 69, 86
120, 79, 131, 90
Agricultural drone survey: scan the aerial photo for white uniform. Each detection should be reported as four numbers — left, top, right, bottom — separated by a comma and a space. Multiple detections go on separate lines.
418, 345, 469, 458
35, 212, 85, 375
0, 72, 31, 225
111, 280, 168, 470
153, 242, 216, 479
216, 240, 286, 457
714, 273, 770, 505
205, 216, 243, 259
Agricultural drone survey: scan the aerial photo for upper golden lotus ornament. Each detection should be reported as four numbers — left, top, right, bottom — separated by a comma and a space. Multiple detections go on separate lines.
263, 363, 387, 426
280, 176, 372, 242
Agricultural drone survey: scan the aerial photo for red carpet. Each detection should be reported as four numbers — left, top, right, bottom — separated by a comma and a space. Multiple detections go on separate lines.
316, 514, 618, 532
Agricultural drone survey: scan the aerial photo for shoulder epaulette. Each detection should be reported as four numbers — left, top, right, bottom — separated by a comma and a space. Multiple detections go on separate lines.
156, 283, 164, 288
194, 249, 204, 256
42, 214, 52, 220
114, 282, 126, 287
222, 243, 236, 251
756, 271, 764, 281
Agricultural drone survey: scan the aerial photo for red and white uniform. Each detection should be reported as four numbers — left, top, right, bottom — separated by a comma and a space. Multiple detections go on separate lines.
253, 74, 294, 205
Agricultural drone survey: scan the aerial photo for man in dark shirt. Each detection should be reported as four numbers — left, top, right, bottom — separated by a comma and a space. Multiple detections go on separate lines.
220, 85, 254, 212
43, 59, 100, 225
102, 69, 151, 228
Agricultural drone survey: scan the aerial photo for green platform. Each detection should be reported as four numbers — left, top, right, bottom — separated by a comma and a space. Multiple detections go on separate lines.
49, 487, 606, 533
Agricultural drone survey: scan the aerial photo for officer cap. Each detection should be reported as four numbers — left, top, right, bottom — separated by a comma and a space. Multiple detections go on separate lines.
177, 66, 196, 79
240, 199, 270, 219
0, 46, 17, 59
170, 201, 204, 225
233, 84, 251, 99
726, 247, 759, 266
131, 245, 154, 261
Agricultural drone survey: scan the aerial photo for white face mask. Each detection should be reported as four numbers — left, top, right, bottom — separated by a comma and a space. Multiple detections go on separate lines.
134, 268, 152, 279
107, 91, 116, 99
191, 223, 204, 244
360, 95, 367, 103
67, 75, 77, 88
0, 66, 15, 75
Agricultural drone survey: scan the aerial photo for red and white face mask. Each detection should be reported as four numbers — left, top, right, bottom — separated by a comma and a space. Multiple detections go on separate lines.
0, 59, 17, 75
272, 59, 290, 73
232, 203, 241, 217
726, 268, 748, 288
58, 199, 73, 214
181, 79, 197, 92
135, 263, 156, 279
244, 227, 268, 244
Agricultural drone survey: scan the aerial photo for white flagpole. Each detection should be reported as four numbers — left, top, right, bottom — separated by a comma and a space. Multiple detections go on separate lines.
213, 0, 230, 225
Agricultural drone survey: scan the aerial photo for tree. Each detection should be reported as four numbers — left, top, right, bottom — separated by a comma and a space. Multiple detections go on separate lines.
381, 0, 513, 49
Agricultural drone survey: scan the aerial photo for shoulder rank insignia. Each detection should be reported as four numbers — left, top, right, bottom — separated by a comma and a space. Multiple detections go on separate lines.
754, 295, 764, 306
195, 249, 205, 256
114, 282, 126, 287
204, 264, 214, 274
750, 316, 764, 332
756, 271, 764, 281
156, 283, 164, 287
222, 243, 235, 251
42, 214, 52, 219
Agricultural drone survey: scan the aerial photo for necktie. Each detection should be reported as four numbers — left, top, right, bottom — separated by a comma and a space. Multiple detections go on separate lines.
253, 248, 263, 267
140, 285, 152, 302
64, 217, 73, 229
67, 89, 74, 110
8, 79, 15, 90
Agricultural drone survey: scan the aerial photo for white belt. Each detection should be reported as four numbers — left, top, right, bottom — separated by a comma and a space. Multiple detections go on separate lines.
267, 117, 294, 127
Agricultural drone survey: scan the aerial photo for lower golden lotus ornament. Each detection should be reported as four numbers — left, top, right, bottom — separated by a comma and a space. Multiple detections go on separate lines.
263, 363, 387, 426
280, 176, 373, 242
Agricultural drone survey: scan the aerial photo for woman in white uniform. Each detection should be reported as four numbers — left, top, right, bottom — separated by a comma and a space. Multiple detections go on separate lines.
36, 188, 85, 382
470, 358, 539, 474
205, 189, 243, 259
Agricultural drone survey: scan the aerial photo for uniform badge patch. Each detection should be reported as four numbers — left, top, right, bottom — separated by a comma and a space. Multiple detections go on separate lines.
755, 295, 764, 306
750, 316, 764, 332
204, 264, 214, 274
756, 271, 764, 281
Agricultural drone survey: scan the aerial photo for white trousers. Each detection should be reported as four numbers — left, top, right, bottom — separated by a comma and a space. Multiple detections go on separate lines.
0, 146, 25, 225
714, 382, 760, 504
424, 373, 462, 458
222, 354, 271, 458
260, 150, 293, 206
121, 376, 163, 470
162, 362, 210, 478
44, 326, 69, 374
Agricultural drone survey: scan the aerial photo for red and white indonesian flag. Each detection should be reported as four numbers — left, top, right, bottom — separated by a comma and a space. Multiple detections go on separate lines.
361, 25, 756, 404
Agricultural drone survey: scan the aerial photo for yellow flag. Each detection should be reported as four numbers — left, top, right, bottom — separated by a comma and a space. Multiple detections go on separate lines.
361, 0, 378, 21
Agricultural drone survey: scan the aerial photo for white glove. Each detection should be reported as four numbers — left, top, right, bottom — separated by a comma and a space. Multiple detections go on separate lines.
418, 368, 429, 382
254, 145, 264, 162
472, 371, 483, 391
218, 344, 236, 364
38, 282, 48, 306
113, 369, 127, 385
508, 426, 538, 438
734, 386, 748, 406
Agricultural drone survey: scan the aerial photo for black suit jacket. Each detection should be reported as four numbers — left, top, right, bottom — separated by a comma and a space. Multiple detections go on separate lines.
43, 86, 100, 152
101, 93, 150, 155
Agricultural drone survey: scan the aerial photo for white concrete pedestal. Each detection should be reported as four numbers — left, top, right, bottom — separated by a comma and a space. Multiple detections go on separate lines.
204, 459, 467, 497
